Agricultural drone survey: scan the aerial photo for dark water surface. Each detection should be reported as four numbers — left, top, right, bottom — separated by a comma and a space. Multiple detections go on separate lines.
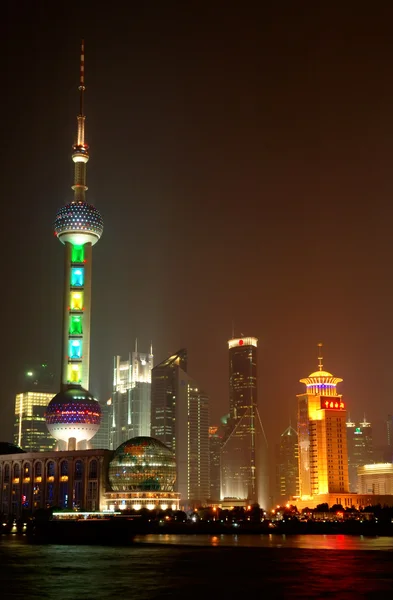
1, 534, 393, 599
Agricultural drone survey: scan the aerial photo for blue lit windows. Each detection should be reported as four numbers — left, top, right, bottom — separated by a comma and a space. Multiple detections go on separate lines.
69, 339, 82, 359
71, 267, 84, 287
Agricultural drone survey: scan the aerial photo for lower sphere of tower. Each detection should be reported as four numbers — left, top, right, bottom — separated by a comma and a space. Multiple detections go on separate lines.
54, 201, 104, 245
45, 387, 101, 443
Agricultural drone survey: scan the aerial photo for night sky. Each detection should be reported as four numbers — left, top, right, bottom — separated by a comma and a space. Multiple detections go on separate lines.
3, 3, 393, 453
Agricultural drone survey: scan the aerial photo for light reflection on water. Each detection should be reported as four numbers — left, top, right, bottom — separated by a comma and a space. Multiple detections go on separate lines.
1, 535, 393, 598
136, 532, 393, 551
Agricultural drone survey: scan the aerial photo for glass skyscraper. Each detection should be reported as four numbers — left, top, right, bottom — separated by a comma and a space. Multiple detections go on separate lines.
151, 349, 210, 506
221, 337, 269, 508
14, 365, 57, 451
110, 346, 153, 449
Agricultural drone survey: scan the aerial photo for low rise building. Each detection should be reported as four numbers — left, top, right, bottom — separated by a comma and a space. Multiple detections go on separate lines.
358, 463, 393, 495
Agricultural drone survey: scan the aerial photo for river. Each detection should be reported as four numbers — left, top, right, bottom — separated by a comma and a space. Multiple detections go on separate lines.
0, 534, 392, 598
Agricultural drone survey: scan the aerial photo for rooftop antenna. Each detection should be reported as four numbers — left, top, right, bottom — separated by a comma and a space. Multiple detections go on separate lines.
135, 338, 138, 353
317, 342, 323, 371
231, 320, 235, 339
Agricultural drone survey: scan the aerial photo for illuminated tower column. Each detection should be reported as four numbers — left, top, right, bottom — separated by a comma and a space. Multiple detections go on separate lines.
221, 337, 269, 508
54, 40, 103, 392
297, 344, 349, 499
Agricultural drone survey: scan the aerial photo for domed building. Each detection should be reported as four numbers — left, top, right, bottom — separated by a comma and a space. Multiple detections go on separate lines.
45, 387, 101, 450
105, 437, 180, 511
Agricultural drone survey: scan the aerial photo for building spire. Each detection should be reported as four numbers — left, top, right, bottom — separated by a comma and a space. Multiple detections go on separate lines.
79, 39, 85, 117
317, 342, 323, 371
72, 39, 89, 203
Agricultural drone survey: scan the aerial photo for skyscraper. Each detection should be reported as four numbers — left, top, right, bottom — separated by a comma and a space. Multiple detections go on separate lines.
90, 398, 111, 449
151, 350, 210, 506
14, 391, 57, 451
13, 365, 57, 452
276, 424, 299, 503
209, 426, 222, 501
346, 417, 373, 492
110, 346, 153, 449
48, 40, 103, 451
221, 337, 268, 508
297, 345, 349, 499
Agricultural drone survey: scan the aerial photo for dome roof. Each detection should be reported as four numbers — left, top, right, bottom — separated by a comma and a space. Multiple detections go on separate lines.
308, 370, 334, 378
45, 387, 101, 443
0, 442, 25, 455
109, 436, 176, 492
54, 201, 103, 244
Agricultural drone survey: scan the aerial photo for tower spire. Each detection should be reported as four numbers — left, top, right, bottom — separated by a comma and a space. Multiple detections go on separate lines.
72, 39, 89, 203
317, 342, 323, 371
79, 39, 85, 117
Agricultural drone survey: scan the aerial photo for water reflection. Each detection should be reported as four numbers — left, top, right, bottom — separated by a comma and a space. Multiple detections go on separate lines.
136, 533, 393, 551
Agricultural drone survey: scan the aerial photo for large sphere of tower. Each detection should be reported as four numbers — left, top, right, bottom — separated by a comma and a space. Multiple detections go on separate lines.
54, 201, 104, 246
45, 387, 101, 444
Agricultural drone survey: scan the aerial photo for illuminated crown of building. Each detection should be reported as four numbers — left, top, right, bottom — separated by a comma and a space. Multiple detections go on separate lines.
299, 343, 343, 397
228, 336, 258, 349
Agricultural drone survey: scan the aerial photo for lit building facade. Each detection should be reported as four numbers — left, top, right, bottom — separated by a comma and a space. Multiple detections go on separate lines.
90, 399, 111, 450
346, 417, 373, 492
50, 41, 103, 450
297, 345, 349, 500
14, 392, 57, 452
110, 347, 153, 449
0, 437, 180, 518
151, 350, 210, 506
106, 437, 180, 511
358, 463, 393, 495
221, 337, 268, 508
0, 444, 111, 517
276, 424, 299, 502
209, 426, 222, 501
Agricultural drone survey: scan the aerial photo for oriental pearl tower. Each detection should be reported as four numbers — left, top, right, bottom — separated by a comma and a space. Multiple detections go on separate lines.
46, 41, 103, 450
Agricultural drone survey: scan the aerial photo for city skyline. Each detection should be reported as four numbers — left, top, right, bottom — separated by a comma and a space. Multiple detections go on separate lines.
3, 4, 393, 457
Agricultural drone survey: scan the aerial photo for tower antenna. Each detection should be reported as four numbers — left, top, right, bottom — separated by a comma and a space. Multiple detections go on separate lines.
79, 39, 85, 117
317, 342, 323, 371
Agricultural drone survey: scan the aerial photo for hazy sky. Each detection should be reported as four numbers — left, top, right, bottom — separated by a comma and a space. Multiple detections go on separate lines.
2, 2, 393, 450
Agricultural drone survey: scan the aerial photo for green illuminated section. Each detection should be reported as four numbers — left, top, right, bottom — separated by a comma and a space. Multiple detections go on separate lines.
69, 315, 83, 335
71, 244, 85, 263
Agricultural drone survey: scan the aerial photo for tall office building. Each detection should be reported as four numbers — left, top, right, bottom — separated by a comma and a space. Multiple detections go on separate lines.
297, 345, 349, 499
151, 350, 210, 506
14, 365, 57, 451
110, 346, 153, 449
221, 337, 269, 508
47, 40, 102, 451
276, 424, 299, 503
346, 417, 373, 492
90, 398, 111, 449
387, 415, 393, 452
209, 426, 222, 501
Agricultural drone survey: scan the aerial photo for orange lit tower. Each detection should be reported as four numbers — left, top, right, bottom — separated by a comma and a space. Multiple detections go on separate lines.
46, 41, 102, 451
297, 344, 349, 498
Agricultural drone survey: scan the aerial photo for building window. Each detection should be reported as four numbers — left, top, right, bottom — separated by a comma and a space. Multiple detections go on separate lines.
35, 462, 42, 478
74, 460, 83, 480
47, 461, 55, 478
88, 460, 98, 479
4, 464, 10, 484
13, 464, 20, 480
